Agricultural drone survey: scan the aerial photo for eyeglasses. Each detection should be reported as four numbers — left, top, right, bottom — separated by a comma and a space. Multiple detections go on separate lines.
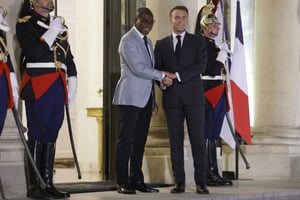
139, 18, 156, 25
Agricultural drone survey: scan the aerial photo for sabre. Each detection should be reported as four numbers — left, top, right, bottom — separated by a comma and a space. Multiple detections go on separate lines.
225, 112, 250, 169
65, 105, 82, 179
11, 107, 46, 189
53, 0, 81, 179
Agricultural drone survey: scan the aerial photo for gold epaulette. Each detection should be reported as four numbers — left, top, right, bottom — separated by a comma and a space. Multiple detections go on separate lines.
17, 15, 32, 23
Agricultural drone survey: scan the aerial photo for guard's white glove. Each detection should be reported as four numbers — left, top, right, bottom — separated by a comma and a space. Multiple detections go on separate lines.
0, 8, 10, 32
216, 50, 228, 65
10, 72, 19, 109
67, 76, 77, 107
217, 42, 231, 54
41, 17, 64, 47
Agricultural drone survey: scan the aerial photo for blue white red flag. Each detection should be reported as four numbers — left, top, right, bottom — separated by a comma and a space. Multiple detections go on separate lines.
213, 0, 236, 149
230, 0, 252, 144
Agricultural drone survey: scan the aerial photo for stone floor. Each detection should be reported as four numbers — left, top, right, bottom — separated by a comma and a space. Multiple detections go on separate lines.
4, 168, 300, 200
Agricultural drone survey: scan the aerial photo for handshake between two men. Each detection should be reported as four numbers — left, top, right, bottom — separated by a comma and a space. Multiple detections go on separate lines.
161, 71, 177, 88
151, 71, 176, 117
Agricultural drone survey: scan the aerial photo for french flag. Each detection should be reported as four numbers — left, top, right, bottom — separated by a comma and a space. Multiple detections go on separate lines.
213, 0, 236, 148
230, 0, 252, 144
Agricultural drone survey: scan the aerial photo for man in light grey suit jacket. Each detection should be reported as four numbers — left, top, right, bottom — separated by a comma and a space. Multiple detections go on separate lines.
112, 7, 173, 195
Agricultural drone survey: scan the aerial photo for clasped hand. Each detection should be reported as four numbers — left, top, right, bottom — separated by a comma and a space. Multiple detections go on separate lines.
162, 71, 176, 87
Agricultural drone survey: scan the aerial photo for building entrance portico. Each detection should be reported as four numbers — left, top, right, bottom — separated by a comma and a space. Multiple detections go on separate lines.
1, 0, 300, 199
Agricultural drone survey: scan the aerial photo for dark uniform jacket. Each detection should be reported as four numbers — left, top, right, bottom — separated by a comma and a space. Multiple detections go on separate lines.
202, 36, 225, 91
202, 36, 229, 111
16, 11, 77, 101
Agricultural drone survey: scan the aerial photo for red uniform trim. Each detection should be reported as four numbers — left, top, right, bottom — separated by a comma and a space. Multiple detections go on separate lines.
0, 62, 14, 108
20, 71, 68, 103
204, 82, 230, 112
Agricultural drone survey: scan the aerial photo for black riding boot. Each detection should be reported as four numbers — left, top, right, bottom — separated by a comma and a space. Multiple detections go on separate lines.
25, 139, 45, 199
206, 140, 233, 186
42, 142, 70, 199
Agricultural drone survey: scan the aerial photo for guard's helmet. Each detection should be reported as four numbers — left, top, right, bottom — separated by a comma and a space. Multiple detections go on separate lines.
200, 13, 220, 29
198, 0, 220, 33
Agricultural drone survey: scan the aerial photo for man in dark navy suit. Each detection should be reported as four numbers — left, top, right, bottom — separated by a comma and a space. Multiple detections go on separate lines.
154, 5, 209, 195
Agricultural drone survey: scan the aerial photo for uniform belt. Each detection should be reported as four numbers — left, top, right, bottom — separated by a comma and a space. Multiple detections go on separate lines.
26, 62, 67, 72
201, 75, 222, 80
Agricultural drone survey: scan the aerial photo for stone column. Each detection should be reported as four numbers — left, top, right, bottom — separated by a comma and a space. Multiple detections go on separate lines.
143, 0, 206, 185
0, 112, 27, 199
230, 0, 300, 180
253, 0, 300, 135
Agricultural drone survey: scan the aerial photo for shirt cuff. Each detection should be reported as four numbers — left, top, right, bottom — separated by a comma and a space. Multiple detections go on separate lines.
161, 72, 165, 80
176, 72, 181, 82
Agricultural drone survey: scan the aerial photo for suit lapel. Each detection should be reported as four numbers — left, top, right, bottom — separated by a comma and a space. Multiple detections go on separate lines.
145, 37, 154, 67
167, 35, 180, 71
180, 33, 190, 63
181, 32, 191, 50
131, 29, 149, 60
127, 28, 153, 68
135, 32, 153, 67
168, 35, 175, 57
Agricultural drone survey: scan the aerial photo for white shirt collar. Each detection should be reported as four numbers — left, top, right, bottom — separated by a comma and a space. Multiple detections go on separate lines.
133, 26, 145, 39
172, 31, 186, 39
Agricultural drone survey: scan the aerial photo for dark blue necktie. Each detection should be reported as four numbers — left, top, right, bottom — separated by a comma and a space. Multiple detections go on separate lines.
143, 36, 152, 61
175, 35, 181, 62
143, 36, 155, 108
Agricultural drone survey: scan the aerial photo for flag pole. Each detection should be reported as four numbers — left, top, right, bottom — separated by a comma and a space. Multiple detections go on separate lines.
220, 0, 225, 43
225, 112, 250, 179
54, 0, 57, 16
235, 143, 239, 179
54, 0, 81, 179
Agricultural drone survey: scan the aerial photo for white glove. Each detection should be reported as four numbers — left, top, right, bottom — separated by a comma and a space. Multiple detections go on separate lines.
216, 50, 227, 65
217, 42, 231, 54
67, 76, 77, 107
0, 8, 10, 32
41, 17, 64, 47
10, 72, 19, 109
0, 23, 10, 32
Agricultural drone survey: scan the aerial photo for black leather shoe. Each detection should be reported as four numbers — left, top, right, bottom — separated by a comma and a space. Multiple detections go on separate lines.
221, 177, 233, 186
133, 182, 159, 193
196, 184, 209, 194
116, 184, 136, 194
207, 174, 233, 186
170, 183, 185, 193
216, 176, 233, 186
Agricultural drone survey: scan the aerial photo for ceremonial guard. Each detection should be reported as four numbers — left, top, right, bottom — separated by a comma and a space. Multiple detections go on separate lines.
0, 6, 19, 135
195, 2, 233, 186
16, 0, 77, 199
